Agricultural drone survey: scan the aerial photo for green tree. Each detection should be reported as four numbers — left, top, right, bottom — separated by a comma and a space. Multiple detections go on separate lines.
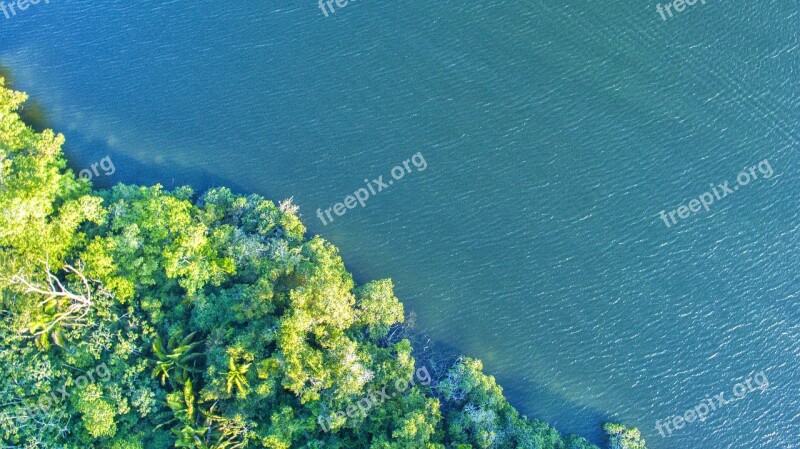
603, 423, 647, 449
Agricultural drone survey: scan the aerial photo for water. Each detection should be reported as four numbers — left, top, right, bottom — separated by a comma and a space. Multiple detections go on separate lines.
2, 1, 798, 447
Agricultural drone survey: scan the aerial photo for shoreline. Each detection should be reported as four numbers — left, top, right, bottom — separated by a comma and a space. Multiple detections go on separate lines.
0, 78, 646, 449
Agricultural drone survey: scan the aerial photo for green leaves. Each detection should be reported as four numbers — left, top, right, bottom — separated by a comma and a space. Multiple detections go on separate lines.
173, 424, 210, 449
75, 384, 118, 439
224, 356, 251, 398
152, 332, 204, 387
604, 423, 647, 449
0, 78, 105, 270
354, 279, 404, 340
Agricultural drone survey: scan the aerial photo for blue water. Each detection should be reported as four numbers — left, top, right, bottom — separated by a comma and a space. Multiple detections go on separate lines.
2, 1, 798, 448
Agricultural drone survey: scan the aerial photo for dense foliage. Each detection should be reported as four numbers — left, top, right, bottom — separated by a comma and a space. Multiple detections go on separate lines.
0, 80, 646, 449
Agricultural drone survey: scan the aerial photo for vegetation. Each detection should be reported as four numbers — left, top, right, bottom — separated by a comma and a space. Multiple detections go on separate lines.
0, 79, 646, 449
603, 424, 647, 449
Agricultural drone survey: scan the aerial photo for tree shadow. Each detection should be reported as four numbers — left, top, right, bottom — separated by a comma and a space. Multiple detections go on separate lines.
403, 326, 615, 446
0, 64, 51, 132
59, 129, 251, 195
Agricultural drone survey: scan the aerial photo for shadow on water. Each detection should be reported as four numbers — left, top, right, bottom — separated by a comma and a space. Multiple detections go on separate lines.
59, 129, 252, 195
404, 325, 614, 447
0, 65, 51, 132
501, 376, 615, 445
4, 68, 614, 448
2, 63, 251, 195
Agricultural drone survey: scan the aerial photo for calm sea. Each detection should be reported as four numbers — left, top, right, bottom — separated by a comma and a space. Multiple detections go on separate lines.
2, 1, 798, 447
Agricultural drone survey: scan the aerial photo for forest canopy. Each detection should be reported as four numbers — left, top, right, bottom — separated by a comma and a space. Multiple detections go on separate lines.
0, 79, 646, 449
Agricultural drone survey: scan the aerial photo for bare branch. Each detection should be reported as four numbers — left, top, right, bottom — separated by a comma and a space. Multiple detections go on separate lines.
10, 260, 96, 337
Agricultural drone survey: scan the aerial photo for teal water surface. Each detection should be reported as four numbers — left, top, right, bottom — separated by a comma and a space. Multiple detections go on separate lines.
2, 1, 798, 447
